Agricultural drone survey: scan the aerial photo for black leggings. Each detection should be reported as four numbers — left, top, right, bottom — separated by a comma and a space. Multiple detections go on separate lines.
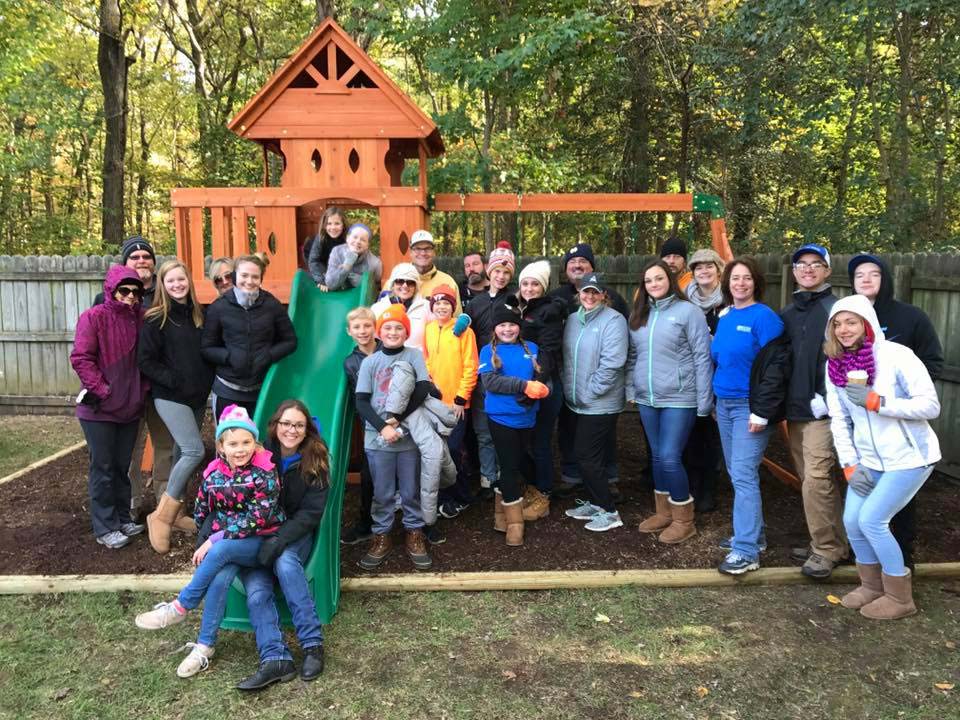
214, 395, 257, 422
488, 419, 535, 504
574, 412, 619, 512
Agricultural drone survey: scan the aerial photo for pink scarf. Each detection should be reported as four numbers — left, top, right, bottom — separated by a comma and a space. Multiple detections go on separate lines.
827, 336, 876, 387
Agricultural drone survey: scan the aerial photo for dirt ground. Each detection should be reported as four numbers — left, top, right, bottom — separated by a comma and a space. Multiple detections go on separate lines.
1, 418, 957, 576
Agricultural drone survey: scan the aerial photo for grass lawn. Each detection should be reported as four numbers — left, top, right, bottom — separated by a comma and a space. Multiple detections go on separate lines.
1, 584, 958, 719
0, 415, 83, 477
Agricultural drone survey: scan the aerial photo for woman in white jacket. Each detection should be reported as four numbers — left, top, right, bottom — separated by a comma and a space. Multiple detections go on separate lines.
824, 294, 940, 620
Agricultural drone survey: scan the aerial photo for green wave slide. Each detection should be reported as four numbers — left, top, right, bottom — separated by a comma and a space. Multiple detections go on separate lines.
220, 269, 371, 630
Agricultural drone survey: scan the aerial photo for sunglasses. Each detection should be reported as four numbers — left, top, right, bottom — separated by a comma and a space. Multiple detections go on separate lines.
394, 279, 417, 287
116, 286, 144, 298
213, 274, 232, 286
127, 253, 153, 262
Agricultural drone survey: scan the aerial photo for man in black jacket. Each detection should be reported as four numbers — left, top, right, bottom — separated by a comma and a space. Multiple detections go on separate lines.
548, 242, 630, 319
849, 253, 944, 570
781, 244, 848, 579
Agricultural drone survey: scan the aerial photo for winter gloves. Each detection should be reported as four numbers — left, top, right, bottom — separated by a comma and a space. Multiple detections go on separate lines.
844, 465, 876, 497
845, 384, 883, 412
452, 313, 471, 337
524, 381, 550, 399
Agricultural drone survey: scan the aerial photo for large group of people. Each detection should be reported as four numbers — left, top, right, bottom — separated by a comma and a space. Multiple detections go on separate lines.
69, 215, 945, 689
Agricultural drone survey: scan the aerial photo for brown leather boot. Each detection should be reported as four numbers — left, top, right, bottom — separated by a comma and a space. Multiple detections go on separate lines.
359, 533, 392, 571
841, 563, 883, 609
146, 494, 181, 554
658, 498, 697, 544
494, 492, 506, 533
405, 529, 432, 570
522, 487, 550, 521
860, 570, 918, 620
637, 491, 672, 533
172, 505, 196, 534
503, 499, 525, 547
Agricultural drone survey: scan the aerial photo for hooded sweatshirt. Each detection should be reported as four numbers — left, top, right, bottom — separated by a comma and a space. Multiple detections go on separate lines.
848, 255, 944, 381
71, 265, 149, 423
824, 294, 941, 473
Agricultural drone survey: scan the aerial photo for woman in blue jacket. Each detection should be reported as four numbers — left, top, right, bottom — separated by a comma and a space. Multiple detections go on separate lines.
626, 260, 713, 544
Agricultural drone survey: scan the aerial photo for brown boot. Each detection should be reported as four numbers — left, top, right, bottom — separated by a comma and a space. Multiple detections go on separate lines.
146, 494, 181, 554
494, 492, 506, 533
503, 499, 525, 547
637, 491, 672, 533
522, 488, 550, 521
860, 571, 918, 620
841, 563, 884, 609
172, 505, 196, 534
405, 529, 432, 571
658, 498, 697, 544
359, 533, 392, 571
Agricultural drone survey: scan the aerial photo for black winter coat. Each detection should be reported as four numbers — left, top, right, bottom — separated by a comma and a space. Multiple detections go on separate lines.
519, 294, 567, 381
748, 332, 792, 424
780, 286, 836, 421
848, 258, 944, 381
137, 300, 214, 409
549, 282, 630, 320
200, 289, 297, 397
467, 284, 519, 349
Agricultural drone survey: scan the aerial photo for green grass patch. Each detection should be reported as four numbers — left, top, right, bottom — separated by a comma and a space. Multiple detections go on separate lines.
1, 584, 959, 719
0, 415, 83, 477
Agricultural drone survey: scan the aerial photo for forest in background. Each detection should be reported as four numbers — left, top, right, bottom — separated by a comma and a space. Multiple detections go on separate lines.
0, 0, 957, 258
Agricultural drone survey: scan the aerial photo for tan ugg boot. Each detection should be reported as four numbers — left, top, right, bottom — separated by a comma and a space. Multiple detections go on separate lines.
658, 497, 697, 544
503, 499, 525, 547
522, 487, 550, 521
841, 563, 884, 609
172, 505, 196, 534
494, 491, 506, 533
860, 571, 918, 620
146, 494, 181, 554
637, 491, 672, 533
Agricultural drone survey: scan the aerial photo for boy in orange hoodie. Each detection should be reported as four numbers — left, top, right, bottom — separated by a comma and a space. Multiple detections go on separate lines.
423, 284, 479, 518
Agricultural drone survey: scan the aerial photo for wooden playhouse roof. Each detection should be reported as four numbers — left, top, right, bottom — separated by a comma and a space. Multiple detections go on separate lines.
227, 19, 443, 157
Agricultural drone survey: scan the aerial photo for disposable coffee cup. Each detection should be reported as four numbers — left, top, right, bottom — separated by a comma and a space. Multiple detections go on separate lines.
847, 370, 869, 385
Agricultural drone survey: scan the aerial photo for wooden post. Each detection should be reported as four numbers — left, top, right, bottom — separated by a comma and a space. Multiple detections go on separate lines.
893, 265, 914, 303
779, 263, 793, 311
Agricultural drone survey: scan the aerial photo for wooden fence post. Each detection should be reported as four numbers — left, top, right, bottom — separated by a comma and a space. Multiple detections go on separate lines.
779, 263, 793, 310
893, 265, 914, 303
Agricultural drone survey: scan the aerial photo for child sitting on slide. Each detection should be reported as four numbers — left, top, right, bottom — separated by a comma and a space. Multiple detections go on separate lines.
324, 223, 382, 292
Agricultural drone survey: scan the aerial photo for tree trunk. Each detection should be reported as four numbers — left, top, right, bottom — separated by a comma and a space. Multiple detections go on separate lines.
97, 0, 129, 247
315, 0, 336, 22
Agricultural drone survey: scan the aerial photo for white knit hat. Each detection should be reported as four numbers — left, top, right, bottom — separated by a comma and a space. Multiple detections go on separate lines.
388, 262, 421, 287
518, 260, 551, 292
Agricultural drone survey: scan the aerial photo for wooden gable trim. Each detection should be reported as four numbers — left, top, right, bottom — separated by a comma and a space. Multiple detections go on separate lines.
228, 19, 443, 155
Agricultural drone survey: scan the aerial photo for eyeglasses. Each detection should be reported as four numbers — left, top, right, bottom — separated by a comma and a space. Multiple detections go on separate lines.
277, 420, 307, 432
116, 286, 144, 298
410, 246, 433, 254
127, 253, 153, 262
213, 274, 232, 286
394, 279, 417, 287
793, 261, 827, 271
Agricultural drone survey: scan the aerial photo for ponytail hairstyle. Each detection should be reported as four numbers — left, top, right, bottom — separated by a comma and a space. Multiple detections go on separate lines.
489, 332, 542, 376
146, 260, 204, 329
629, 259, 680, 330
267, 399, 330, 488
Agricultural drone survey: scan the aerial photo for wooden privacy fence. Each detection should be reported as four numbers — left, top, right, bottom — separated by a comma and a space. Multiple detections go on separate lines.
2, 251, 958, 476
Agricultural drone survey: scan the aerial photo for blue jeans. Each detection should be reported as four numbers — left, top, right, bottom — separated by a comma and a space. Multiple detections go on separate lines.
181, 537, 262, 646
244, 534, 324, 661
716, 398, 771, 561
843, 465, 933, 576
637, 405, 697, 502
531, 382, 563, 494
366, 448, 423, 534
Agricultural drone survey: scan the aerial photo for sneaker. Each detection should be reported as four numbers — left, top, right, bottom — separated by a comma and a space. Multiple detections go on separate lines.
717, 552, 760, 576
424, 524, 446, 545
718, 534, 767, 553
136, 600, 187, 630
564, 499, 602, 520
801, 552, 836, 580
176, 643, 215, 678
340, 525, 373, 546
97, 530, 131, 549
584, 510, 623, 532
438, 500, 467, 519
120, 522, 145, 537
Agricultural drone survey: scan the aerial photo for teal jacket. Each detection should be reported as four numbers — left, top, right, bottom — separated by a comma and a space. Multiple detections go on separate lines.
562, 305, 627, 415
625, 294, 714, 416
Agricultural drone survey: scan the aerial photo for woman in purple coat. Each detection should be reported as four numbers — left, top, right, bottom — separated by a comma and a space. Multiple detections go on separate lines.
71, 265, 151, 549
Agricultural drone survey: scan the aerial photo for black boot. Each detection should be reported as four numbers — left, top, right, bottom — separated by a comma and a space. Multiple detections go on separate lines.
301, 645, 324, 681
236, 659, 297, 691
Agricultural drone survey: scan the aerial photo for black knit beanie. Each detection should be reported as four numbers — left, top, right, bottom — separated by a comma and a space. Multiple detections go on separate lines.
121, 235, 156, 264
659, 235, 687, 259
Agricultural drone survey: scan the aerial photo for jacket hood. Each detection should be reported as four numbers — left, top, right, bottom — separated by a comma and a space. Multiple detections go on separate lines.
104, 265, 143, 297
847, 254, 894, 309
826, 294, 885, 342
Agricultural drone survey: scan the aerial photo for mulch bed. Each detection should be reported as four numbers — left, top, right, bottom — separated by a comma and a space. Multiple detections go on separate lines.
1, 420, 957, 576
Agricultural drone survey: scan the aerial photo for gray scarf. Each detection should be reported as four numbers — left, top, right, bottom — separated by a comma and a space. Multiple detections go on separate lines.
686, 281, 723, 311
233, 286, 260, 309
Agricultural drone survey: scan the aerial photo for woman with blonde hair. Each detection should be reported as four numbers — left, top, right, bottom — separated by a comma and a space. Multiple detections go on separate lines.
138, 260, 215, 552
